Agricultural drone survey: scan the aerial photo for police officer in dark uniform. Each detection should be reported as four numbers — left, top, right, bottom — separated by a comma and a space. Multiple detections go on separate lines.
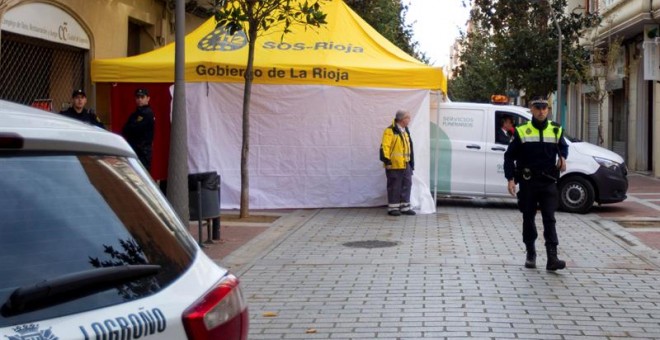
504, 96, 568, 271
59, 89, 105, 129
122, 88, 155, 171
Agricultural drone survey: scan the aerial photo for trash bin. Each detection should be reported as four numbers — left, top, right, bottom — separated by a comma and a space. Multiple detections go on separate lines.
188, 172, 220, 220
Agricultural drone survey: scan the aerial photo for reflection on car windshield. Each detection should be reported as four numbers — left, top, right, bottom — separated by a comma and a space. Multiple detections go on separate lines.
0, 155, 195, 326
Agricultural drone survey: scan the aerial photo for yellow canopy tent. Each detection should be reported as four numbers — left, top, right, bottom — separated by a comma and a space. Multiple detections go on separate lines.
92, 0, 444, 213
92, 0, 445, 91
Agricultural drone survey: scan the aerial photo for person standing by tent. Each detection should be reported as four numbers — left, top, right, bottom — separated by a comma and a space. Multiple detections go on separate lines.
380, 110, 416, 216
122, 88, 155, 171
59, 89, 105, 129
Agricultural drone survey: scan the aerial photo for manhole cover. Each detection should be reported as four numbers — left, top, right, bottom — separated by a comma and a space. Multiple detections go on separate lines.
343, 240, 399, 248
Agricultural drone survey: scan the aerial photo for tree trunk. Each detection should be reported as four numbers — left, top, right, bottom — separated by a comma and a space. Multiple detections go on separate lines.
239, 24, 258, 219
167, 0, 189, 222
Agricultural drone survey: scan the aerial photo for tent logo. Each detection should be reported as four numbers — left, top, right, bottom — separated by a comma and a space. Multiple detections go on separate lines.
198, 27, 247, 51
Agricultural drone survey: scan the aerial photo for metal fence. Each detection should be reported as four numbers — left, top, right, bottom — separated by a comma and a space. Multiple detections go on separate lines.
0, 31, 86, 113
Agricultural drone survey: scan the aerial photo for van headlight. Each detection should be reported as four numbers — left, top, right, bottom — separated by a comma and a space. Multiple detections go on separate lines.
594, 156, 620, 171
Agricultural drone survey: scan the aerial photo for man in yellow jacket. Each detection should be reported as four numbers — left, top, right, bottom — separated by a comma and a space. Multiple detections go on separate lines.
380, 110, 415, 216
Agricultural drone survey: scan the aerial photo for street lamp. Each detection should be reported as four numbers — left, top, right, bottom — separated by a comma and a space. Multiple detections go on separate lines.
531, 0, 562, 122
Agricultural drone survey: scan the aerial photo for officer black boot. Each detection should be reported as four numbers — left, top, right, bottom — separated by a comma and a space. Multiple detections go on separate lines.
546, 245, 566, 271
524, 245, 536, 269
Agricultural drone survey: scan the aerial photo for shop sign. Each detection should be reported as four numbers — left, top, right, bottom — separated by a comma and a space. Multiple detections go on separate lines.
1, 2, 90, 49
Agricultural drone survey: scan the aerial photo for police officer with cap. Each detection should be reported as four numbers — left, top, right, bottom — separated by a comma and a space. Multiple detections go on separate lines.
504, 95, 568, 271
59, 89, 105, 129
122, 88, 155, 171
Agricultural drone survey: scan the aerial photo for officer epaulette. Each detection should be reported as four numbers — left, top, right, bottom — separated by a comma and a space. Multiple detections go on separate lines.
550, 121, 561, 127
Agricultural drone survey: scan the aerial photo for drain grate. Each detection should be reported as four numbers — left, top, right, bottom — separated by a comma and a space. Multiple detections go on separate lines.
619, 221, 660, 229
343, 240, 399, 248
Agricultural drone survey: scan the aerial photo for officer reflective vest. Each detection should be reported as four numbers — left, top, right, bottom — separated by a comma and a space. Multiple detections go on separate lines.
504, 119, 568, 181
516, 120, 562, 145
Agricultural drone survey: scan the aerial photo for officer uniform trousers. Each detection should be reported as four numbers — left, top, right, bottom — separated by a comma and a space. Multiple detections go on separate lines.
134, 144, 152, 171
386, 163, 412, 210
517, 177, 559, 247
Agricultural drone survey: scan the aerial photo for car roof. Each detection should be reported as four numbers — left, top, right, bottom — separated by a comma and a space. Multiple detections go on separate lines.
0, 99, 135, 157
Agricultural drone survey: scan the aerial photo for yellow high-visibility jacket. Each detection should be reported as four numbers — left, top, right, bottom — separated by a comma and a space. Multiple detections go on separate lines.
380, 120, 414, 170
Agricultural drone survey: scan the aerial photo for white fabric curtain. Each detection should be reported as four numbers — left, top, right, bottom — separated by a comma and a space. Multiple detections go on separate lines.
183, 82, 436, 213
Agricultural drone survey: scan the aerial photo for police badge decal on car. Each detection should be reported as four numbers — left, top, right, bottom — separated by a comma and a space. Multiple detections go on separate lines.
7, 324, 57, 340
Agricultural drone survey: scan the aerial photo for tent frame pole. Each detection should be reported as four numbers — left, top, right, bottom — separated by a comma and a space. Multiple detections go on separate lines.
432, 91, 441, 208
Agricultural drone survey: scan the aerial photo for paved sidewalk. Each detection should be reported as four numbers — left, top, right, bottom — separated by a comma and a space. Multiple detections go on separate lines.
204, 173, 660, 339
592, 172, 660, 253
212, 202, 660, 339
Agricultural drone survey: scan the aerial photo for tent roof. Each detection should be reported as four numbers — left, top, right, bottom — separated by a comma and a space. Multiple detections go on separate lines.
91, 0, 445, 91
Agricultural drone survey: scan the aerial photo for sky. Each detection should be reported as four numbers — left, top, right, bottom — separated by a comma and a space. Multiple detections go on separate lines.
404, 0, 471, 68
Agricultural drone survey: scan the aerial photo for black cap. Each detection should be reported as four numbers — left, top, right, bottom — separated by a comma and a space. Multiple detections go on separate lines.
135, 88, 149, 97
529, 95, 548, 107
72, 89, 86, 98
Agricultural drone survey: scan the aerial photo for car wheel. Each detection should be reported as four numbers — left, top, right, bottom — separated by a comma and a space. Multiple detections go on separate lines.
558, 176, 595, 214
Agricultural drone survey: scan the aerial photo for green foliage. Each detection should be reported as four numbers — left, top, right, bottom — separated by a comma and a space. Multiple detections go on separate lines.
214, 0, 328, 42
448, 30, 506, 102
344, 0, 428, 63
452, 0, 600, 99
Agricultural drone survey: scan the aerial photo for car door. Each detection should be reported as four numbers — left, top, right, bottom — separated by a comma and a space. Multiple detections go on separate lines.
485, 109, 528, 195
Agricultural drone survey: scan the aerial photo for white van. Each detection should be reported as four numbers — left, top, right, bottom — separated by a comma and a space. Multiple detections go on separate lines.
430, 101, 628, 214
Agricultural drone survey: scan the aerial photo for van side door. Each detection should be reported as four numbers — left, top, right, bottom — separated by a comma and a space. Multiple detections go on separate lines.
431, 106, 487, 195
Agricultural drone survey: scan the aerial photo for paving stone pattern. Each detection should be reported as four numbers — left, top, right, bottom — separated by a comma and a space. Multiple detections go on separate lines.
239, 204, 660, 339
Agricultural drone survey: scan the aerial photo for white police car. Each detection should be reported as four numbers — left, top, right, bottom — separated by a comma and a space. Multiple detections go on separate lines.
0, 100, 248, 339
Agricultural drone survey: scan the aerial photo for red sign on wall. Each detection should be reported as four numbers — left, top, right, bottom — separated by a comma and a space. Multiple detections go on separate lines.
31, 99, 53, 112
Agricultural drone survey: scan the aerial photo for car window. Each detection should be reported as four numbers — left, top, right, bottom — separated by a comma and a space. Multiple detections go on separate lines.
0, 154, 196, 326
494, 110, 523, 145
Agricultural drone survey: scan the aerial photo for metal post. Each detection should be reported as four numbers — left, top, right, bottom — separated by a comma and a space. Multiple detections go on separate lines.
206, 219, 213, 243
433, 97, 441, 207
551, 7, 562, 123
196, 180, 205, 248
212, 174, 221, 240
212, 217, 220, 240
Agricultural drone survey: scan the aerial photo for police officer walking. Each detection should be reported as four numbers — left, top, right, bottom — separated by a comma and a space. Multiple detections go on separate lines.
122, 88, 155, 171
59, 89, 105, 129
504, 96, 568, 271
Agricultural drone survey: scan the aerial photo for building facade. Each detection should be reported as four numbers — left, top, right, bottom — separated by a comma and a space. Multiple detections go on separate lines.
565, 0, 660, 177
0, 0, 208, 128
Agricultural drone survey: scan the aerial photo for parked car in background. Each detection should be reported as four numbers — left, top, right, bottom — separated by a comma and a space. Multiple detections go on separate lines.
430, 99, 628, 214
0, 100, 248, 339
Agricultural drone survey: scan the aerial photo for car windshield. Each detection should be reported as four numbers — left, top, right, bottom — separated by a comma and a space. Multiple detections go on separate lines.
0, 154, 196, 326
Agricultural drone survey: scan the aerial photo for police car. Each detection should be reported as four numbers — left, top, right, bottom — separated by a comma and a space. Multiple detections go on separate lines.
431, 98, 628, 214
0, 100, 248, 339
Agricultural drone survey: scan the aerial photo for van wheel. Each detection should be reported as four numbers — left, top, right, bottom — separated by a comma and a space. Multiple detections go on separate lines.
558, 176, 595, 214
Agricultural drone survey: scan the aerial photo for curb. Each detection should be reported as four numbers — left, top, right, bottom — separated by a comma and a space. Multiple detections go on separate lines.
591, 217, 660, 269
